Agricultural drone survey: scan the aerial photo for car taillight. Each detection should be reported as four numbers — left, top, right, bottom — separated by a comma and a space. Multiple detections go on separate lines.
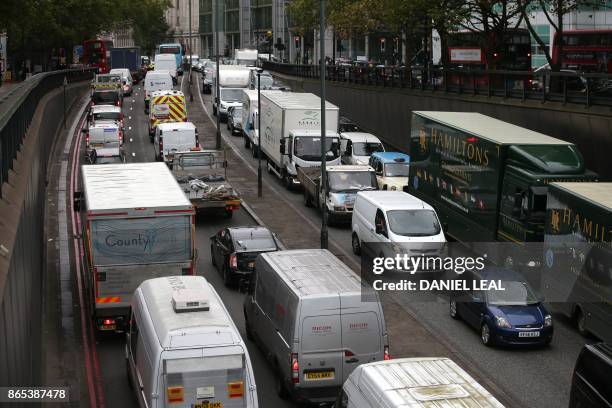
118, 130, 123, 144
344, 350, 354, 357
291, 353, 299, 383
115, 100, 120, 106
85, 133, 89, 146
159, 137, 163, 153
102, 319, 115, 326
229, 253, 237, 270
384, 345, 391, 360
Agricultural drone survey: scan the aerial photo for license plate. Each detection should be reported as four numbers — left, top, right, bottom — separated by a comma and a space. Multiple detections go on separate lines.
92, 143, 104, 148
101, 324, 116, 331
248, 262, 255, 268
305, 371, 334, 380
518, 331, 540, 338
195, 402, 222, 408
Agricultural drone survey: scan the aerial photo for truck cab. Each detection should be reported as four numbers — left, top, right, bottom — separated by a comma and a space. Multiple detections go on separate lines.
212, 66, 251, 120
279, 130, 341, 188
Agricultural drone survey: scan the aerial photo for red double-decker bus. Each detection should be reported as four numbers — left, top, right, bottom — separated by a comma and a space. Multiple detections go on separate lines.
447, 28, 532, 71
83, 39, 113, 73
552, 29, 612, 73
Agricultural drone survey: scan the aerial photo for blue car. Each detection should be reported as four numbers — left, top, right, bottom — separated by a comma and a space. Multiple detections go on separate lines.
449, 268, 553, 347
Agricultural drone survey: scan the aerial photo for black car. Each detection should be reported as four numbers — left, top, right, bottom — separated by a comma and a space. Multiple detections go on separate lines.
210, 226, 280, 287
569, 342, 612, 408
338, 116, 362, 133
226, 106, 243, 135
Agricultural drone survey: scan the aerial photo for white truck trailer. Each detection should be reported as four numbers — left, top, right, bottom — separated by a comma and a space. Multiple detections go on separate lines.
259, 91, 341, 189
75, 162, 196, 333
212, 65, 251, 121
234, 48, 258, 66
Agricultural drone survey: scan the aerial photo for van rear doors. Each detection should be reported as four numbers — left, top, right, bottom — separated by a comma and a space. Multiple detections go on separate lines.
162, 352, 248, 408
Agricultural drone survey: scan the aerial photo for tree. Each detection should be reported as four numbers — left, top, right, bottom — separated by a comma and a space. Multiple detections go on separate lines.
128, 0, 172, 56
518, 0, 607, 71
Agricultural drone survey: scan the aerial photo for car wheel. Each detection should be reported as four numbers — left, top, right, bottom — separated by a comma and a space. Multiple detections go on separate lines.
575, 307, 588, 336
481, 323, 492, 346
352, 233, 361, 255
450, 299, 459, 319
275, 371, 289, 399
210, 245, 217, 267
223, 264, 233, 287
284, 175, 293, 191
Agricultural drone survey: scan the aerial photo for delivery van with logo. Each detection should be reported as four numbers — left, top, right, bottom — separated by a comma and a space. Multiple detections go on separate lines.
127, 276, 258, 408
74, 162, 196, 333
243, 249, 389, 405
148, 90, 187, 141
143, 70, 173, 113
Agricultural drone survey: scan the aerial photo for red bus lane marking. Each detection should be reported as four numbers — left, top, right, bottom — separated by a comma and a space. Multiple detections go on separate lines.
69, 106, 106, 408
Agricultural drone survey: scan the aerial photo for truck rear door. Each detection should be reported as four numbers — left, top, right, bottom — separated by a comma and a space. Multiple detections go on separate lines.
162, 353, 248, 408
341, 294, 384, 383
299, 304, 344, 389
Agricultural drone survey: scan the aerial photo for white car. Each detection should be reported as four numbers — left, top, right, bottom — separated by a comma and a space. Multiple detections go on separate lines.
109, 68, 133, 96
340, 132, 385, 165
368, 152, 410, 191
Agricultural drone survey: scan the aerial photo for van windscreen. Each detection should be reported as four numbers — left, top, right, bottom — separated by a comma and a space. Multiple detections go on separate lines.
164, 354, 247, 407
387, 209, 441, 237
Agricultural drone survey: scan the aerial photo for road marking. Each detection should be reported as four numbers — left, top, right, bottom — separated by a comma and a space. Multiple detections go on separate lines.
194, 76, 358, 270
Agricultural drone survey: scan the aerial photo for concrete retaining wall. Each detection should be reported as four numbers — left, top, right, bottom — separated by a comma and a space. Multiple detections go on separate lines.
276, 74, 612, 179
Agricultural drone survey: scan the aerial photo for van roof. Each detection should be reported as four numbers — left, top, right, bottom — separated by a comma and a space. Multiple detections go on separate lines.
151, 90, 184, 97
145, 71, 172, 79
340, 132, 382, 143
260, 249, 362, 296
413, 111, 572, 146
352, 357, 504, 407
371, 152, 410, 163
82, 162, 192, 213
327, 165, 374, 172
91, 105, 121, 113
357, 191, 433, 211
138, 276, 241, 349
157, 121, 196, 131
550, 182, 612, 211
261, 91, 339, 110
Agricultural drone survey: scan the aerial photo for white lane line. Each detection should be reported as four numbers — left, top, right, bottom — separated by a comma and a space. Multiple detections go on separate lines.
194, 75, 358, 270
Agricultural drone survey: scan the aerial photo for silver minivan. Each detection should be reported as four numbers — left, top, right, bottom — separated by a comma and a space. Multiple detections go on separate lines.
243, 249, 389, 405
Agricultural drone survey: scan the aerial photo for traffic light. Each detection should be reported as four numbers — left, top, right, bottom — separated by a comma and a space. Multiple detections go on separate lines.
380, 38, 386, 52
294, 36, 300, 49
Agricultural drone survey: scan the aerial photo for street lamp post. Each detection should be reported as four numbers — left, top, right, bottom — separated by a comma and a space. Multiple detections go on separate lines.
257, 70, 263, 197
215, 0, 221, 149
320, 0, 328, 250
188, 0, 193, 102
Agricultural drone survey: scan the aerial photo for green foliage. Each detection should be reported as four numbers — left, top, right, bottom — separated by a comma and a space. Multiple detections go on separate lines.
0, 0, 170, 67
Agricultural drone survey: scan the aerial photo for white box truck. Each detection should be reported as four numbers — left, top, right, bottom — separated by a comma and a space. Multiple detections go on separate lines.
212, 65, 251, 121
259, 91, 341, 189
74, 162, 196, 333
234, 48, 258, 66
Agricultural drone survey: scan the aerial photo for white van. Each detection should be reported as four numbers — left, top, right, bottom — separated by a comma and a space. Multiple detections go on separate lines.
155, 53, 178, 85
127, 276, 258, 408
83, 122, 122, 152
351, 191, 446, 259
154, 122, 199, 162
243, 249, 389, 405
340, 132, 385, 165
336, 357, 505, 408
144, 71, 173, 113
110, 68, 133, 96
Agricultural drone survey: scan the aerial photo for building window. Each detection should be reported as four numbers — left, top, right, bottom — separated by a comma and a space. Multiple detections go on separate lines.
531, 25, 550, 68
176, 0, 180, 9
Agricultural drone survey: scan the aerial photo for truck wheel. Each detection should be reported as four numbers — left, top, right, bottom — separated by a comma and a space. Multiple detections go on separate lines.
351, 233, 361, 255
213, 105, 217, 116
284, 176, 293, 191
303, 190, 312, 207
244, 135, 250, 148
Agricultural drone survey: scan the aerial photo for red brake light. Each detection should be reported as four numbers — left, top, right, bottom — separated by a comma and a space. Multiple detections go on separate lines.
118, 130, 123, 144
384, 346, 391, 360
466, 136, 477, 143
85, 133, 90, 146
103, 319, 115, 325
229, 253, 238, 270
344, 350, 354, 357
291, 353, 299, 383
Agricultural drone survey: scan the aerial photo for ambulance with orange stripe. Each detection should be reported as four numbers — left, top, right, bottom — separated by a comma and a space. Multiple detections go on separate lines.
148, 90, 187, 142
75, 162, 196, 333
127, 276, 258, 408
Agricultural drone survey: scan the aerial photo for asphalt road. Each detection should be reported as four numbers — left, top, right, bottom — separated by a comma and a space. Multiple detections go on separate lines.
85, 76, 298, 408
77, 73, 594, 408
192, 74, 595, 408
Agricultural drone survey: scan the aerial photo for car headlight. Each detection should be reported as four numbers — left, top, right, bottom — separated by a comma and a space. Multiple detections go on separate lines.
495, 316, 512, 328
544, 315, 552, 327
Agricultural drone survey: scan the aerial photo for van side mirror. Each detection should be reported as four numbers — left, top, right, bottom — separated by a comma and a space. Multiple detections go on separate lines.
375, 223, 383, 235
280, 138, 286, 155
73, 191, 83, 212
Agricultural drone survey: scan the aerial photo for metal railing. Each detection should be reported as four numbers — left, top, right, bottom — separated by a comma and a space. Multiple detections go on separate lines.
262, 61, 612, 108
0, 68, 95, 197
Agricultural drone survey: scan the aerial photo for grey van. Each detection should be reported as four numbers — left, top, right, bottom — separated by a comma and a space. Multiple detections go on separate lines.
243, 249, 389, 405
